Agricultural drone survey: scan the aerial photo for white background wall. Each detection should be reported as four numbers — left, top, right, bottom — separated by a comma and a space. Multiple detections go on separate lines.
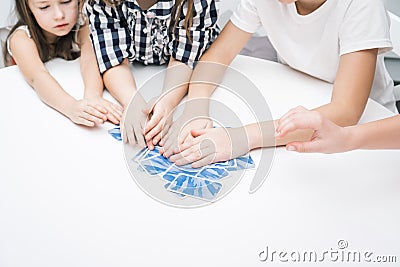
0, 0, 15, 67
384, 0, 400, 84
0, 0, 15, 29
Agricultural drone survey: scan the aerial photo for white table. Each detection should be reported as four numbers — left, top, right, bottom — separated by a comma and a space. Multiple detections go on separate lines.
1, 55, 399, 267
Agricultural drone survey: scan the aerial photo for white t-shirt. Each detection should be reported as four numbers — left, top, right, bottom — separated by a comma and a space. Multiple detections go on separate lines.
231, 0, 396, 112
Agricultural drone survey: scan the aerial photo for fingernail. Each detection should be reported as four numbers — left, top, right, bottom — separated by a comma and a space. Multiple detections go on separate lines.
274, 131, 280, 137
287, 145, 296, 151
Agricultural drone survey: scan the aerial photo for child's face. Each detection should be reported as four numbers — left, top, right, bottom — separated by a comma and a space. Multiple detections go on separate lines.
28, 0, 79, 42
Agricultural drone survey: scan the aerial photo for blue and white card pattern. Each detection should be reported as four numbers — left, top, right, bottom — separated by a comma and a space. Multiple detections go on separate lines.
167, 174, 223, 201
132, 146, 255, 201
108, 126, 122, 141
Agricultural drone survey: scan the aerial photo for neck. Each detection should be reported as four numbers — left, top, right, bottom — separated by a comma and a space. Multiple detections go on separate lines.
295, 0, 327, 15
43, 31, 58, 44
136, 0, 158, 10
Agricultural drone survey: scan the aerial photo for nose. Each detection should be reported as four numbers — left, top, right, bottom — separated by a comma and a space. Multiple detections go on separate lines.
53, 5, 65, 20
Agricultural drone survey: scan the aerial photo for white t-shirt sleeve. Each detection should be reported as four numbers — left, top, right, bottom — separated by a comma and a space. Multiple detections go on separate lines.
230, 0, 261, 33
339, 0, 392, 55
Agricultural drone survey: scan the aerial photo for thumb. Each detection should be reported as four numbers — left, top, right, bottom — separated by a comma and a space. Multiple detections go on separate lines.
286, 141, 319, 153
191, 129, 207, 138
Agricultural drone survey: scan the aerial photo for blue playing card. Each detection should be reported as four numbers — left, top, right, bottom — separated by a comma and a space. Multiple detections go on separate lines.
142, 146, 163, 160
163, 182, 187, 199
167, 173, 222, 201
162, 164, 200, 183
133, 147, 148, 163
140, 154, 172, 176
236, 154, 255, 169
197, 167, 229, 181
130, 144, 256, 202
108, 126, 121, 141
213, 159, 237, 171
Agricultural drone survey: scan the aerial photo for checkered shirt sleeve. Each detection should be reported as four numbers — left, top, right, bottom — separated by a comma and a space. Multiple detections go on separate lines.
85, 0, 133, 73
169, 0, 220, 69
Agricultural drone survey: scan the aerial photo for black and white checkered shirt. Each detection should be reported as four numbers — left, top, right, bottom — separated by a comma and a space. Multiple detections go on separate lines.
85, 0, 219, 73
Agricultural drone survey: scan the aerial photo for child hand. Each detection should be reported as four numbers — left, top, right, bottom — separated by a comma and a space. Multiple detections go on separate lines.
67, 99, 108, 127
169, 126, 250, 168
275, 106, 350, 153
85, 96, 123, 125
143, 97, 176, 150
159, 112, 213, 158
122, 92, 148, 148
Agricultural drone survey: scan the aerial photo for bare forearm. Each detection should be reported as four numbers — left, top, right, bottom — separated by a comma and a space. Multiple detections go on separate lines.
79, 23, 104, 98
30, 71, 76, 115
162, 59, 191, 106
246, 120, 313, 149
348, 115, 400, 150
322, 49, 378, 126
80, 48, 104, 98
187, 22, 252, 100
312, 101, 366, 127
187, 65, 224, 100
103, 59, 137, 108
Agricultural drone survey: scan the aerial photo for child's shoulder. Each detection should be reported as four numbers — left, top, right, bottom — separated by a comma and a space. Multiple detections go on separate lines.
9, 26, 31, 42
7, 26, 34, 55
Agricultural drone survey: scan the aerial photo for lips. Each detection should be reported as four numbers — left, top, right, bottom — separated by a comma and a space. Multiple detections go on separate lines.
55, 23, 68, 29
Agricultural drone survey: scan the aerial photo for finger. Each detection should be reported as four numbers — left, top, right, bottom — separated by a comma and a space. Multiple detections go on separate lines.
76, 117, 95, 127
134, 125, 146, 148
160, 122, 174, 146
107, 105, 123, 120
104, 105, 121, 123
163, 128, 182, 158
286, 140, 321, 153
86, 100, 108, 114
278, 106, 305, 126
86, 102, 108, 118
191, 129, 207, 138
178, 130, 190, 145
179, 133, 203, 152
82, 112, 104, 125
147, 139, 154, 150
163, 143, 178, 158
160, 127, 176, 154
276, 111, 311, 136
152, 132, 163, 146
106, 112, 120, 125
84, 105, 107, 122
191, 153, 217, 168
276, 112, 321, 138
127, 125, 137, 146
93, 104, 108, 114
175, 145, 215, 167
172, 145, 203, 165
112, 103, 124, 113
122, 123, 127, 143
145, 116, 163, 138
169, 138, 198, 162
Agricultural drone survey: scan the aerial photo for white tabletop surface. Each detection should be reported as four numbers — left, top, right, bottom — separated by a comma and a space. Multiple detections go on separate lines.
0, 55, 399, 267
